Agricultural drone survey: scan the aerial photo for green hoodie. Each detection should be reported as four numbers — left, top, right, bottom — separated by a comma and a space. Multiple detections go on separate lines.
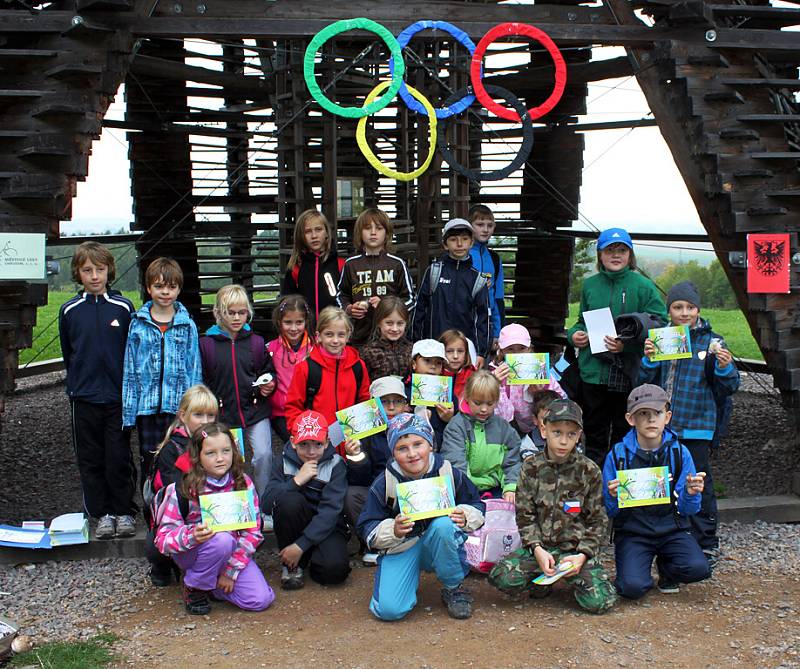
566, 267, 667, 386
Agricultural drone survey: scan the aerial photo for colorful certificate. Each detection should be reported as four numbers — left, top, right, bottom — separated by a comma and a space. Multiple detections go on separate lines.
410, 374, 453, 408
532, 560, 575, 586
199, 490, 258, 532
648, 325, 692, 362
617, 466, 671, 509
336, 398, 389, 440
506, 353, 550, 385
397, 475, 456, 521
231, 427, 245, 460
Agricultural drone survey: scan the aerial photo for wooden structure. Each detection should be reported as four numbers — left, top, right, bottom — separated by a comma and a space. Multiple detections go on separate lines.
1, 0, 799, 421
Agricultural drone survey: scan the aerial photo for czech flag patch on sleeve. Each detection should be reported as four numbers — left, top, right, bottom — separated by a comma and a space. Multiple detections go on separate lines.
563, 500, 581, 514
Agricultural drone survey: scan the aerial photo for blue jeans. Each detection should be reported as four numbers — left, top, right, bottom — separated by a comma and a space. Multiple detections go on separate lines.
246, 418, 272, 498
614, 530, 710, 599
370, 517, 469, 621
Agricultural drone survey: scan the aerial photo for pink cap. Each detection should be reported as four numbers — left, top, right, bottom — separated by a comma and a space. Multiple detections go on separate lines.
291, 410, 328, 443
498, 323, 531, 350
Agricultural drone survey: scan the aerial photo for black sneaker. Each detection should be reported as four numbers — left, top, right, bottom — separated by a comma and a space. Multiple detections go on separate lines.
281, 566, 305, 591
657, 579, 680, 594
183, 583, 211, 615
703, 548, 721, 573
529, 584, 553, 599
149, 564, 173, 587
441, 584, 473, 619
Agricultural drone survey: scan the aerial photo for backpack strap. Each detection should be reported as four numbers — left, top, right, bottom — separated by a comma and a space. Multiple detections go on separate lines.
176, 488, 190, 521
249, 332, 266, 372
305, 358, 323, 410
471, 272, 488, 301
291, 261, 300, 286
352, 360, 364, 398
428, 261, 443, 296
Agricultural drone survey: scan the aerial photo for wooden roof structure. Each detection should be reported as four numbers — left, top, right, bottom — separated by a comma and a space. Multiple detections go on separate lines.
1, 0, 799, 422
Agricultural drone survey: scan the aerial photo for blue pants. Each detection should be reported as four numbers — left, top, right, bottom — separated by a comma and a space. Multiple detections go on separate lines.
682, 439, 718, 551
614, 530, 710, 599
370, 517, 468, 621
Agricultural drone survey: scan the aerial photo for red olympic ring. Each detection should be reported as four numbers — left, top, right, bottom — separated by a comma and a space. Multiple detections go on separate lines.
469, 22, 567, 122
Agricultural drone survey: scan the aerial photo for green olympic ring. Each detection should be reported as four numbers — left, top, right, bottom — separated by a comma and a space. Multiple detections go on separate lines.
303, 18, 405, 119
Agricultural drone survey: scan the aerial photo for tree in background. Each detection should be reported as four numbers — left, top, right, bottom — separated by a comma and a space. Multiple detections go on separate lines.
569, 238, 594, 303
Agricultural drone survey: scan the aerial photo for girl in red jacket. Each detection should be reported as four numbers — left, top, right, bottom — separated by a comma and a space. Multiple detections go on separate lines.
439, 329, 477, 404
284, 306, 370, 452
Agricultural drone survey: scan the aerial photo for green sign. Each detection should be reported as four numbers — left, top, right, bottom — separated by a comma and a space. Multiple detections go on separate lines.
0, 233, 45, 280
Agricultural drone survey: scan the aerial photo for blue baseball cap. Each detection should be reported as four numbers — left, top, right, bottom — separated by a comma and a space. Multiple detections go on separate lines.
597, 228, 633, 251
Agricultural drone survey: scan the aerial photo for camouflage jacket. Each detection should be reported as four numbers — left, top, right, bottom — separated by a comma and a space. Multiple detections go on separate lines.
515, 448, 608, 559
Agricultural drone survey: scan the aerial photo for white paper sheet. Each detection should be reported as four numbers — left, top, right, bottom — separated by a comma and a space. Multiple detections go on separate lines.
0, 528, 45, 544
583, 307, 618, 354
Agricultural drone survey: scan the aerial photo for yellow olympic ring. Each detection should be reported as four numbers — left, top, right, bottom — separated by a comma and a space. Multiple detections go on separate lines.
356, 80, 437, 182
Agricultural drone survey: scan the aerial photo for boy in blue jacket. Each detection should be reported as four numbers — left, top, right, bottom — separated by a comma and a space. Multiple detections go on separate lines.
639, 280, 739, 564
357, 413, 485, 621
263, 410, 350, 591
411, 218, 491, 362
60, 242, 136, 540
468, 204, 504, 344
123, 257, 202, 492
603, 384, 709, 598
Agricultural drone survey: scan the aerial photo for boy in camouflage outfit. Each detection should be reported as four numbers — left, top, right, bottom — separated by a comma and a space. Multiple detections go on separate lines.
488, 399, 617, 614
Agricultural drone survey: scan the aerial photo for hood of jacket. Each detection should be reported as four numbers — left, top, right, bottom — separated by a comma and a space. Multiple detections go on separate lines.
308, 343, 361, 373
205, 323, 253, 340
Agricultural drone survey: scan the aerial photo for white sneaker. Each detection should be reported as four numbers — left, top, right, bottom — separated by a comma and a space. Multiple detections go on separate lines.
115, 515, 136, 537
95, 515, 116, 540
362, 552, 379, 566
260, 513, 274, 533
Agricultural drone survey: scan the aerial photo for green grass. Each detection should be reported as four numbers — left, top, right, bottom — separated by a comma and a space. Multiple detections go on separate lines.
567, 303, 763, 362
9, 633, 118, 669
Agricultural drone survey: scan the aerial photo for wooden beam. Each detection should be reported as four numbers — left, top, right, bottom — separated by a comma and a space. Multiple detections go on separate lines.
130, 54, 270, 96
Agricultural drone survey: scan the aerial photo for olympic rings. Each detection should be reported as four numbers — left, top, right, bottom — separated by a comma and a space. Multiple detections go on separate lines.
437, 85, 534, 182
356, 80, 438, 182
470, 22, 567, 122
389, 21, 478, 119
304, 18, 567, 181
303, 18, 405, 119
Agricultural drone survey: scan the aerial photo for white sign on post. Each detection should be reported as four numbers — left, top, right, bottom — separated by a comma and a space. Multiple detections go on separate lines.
0, 233, 46, 280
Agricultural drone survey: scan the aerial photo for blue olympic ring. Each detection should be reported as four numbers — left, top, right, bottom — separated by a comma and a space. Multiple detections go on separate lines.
388, 20, 479, 119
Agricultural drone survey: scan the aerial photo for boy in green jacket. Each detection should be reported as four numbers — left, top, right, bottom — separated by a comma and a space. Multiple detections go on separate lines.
567, 228, 667, 466
488, 399, 617, 614
440, 371, 521, 503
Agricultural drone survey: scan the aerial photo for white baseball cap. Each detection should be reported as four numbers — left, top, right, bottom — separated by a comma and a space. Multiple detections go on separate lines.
411, 339, 446, 360
442, 218, 473, 240
369, 376, 407, 399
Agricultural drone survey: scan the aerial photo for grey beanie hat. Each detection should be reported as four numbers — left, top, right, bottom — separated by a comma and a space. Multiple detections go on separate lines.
666, 280, 700, 309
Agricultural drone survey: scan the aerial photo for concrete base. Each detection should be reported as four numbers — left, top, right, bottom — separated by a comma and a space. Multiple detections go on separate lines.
0, 528, 276, 567
718, 494, 800, 525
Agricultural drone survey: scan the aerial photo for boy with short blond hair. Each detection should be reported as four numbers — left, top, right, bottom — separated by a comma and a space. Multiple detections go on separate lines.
489, 399, 617, 614
123, 257, 201, 492
603, 384, 709, 598
60, 242, 137, 539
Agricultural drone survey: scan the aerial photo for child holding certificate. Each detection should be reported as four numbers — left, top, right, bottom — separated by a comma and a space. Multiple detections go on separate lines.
602, 385, 709, 598
357, 413, 485, 621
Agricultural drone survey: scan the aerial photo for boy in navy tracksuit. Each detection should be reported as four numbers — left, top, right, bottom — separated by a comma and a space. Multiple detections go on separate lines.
468, 204, 505, 344
59, 242, 137, 540
639, 281, 739, 562
411, 218, 491, 362
603, 385, 710, 598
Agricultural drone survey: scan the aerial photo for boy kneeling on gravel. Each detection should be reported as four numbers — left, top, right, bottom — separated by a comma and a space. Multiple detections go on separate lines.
357, 413, 485, 621
488, 399, 617, 614
602, 384, 709, 599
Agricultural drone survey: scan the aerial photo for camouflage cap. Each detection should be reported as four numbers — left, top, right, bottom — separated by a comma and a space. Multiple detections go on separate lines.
627, 384, 669, 414
543, 399, 583, 428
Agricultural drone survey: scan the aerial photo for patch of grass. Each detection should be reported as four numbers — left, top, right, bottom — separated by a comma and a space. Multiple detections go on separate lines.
9, 633, 119, 669
566, 304, 763, 362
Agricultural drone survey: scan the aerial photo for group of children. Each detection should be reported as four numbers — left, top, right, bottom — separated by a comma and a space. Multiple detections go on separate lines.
58, 208, 738, 621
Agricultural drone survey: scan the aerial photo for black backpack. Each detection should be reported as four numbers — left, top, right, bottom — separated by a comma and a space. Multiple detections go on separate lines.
703, 353, 734, 451
304, 357, 364, 410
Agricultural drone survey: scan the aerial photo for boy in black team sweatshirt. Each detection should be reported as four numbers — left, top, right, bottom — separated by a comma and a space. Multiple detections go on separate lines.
412, 218, 491, 363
